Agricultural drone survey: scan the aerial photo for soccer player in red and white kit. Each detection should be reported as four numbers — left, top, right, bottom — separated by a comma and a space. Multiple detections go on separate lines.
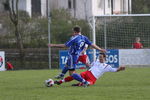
54, 53, 125, 87
132, 37, 143, 49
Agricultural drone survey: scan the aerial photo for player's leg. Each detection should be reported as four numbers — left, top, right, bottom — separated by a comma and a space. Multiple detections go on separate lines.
71, 72, 90, 87
78, 55, 91, 69
65, 55, 89, 87
82, 71, 97, 86
72, 71, 96, 87
55, 54, 90, 86
55, 54, 78, 79
54, 76, 74, 85
55, 55, 78, 84
84, 55, 91, 69
55, 54, 73, 79
54, 68, 78, 85
85, 55, 90, 67
67, 54, 79, 75
55, 64, 69, 79
71, 71, 87, 86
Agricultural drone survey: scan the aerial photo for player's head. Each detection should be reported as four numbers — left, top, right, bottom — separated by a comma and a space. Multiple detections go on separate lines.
73, 26, 81, 34
99, 53, 106, 63
135, 37, 140, 42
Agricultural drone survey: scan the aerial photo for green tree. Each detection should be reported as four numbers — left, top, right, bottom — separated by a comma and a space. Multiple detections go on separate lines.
132, 0, 150, 14
51, 9, 91, 44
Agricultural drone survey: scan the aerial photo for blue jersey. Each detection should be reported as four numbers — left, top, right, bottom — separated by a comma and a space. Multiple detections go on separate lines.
65, 34, 92, 55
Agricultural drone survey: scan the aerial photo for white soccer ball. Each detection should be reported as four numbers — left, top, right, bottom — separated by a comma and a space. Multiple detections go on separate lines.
45, 79, 54, 87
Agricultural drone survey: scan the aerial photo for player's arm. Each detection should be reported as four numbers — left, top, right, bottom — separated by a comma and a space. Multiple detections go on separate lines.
141, 44, 143, 48
91, 44, 106, 53
106, 65, 125, 72
48, 44, 66, 48
141, 46, 143, 48
132, 43, 134, 48
84, 36, 106, 52
132, 44, 133, 48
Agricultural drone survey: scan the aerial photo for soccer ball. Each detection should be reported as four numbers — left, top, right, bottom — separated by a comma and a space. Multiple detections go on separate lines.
45, 79, 54, 87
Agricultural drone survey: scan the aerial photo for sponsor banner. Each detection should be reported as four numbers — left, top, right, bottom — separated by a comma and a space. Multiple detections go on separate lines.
59, 50, 86, 69
119, 49, 150, 65
86, 49, 119, 68
106, 49, 119, 68
0, 51, 5, 71
59, 49, 119, 69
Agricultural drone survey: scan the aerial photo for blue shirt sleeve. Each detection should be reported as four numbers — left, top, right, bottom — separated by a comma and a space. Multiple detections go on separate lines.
84, 36, 92, 45
65, 38, 74, 47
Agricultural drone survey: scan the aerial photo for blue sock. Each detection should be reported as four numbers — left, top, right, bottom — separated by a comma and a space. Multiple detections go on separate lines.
71, 73, 85, 83
61, 67, 68, 76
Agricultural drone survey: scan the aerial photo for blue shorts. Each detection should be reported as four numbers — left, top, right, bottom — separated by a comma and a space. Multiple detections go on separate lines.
66, 54, 79, 70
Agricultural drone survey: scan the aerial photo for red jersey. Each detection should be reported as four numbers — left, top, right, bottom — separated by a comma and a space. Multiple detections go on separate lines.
133, 42, 143, 49
6, 62, 14, 70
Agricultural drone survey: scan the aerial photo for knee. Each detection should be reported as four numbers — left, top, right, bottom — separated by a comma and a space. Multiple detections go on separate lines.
71, 73, 79, 78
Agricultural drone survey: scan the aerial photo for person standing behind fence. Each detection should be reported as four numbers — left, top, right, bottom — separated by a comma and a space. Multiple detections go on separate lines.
132, 37, 143, 49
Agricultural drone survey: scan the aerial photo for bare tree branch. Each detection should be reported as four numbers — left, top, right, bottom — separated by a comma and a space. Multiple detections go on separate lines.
6, 0, 25, 64
16, 0, 19, 24
11, 0, 17, 25
6, 0, 14, 23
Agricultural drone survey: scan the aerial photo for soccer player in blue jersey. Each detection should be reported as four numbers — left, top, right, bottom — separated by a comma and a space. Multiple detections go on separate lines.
48, 26, 106, 81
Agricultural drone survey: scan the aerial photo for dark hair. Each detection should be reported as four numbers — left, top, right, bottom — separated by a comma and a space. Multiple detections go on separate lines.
73, 26, 81, 33
99, 53, 106, 58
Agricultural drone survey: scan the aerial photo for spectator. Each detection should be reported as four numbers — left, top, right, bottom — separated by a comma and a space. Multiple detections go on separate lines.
132, 37, 143, 49
6, 59, 14, 70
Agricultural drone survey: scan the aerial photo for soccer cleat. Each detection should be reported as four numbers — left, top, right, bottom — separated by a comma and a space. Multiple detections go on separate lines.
83, 81, 90, 87
54, 80, 62, 85
54, 74, 64, 79
71, 83, 83, 86
71, 83, 81, 86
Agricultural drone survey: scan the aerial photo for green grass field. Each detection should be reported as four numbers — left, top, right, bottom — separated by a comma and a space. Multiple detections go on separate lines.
0, 67, 150, 100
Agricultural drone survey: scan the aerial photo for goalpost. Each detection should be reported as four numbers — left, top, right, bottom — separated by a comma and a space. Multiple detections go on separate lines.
89, 14, 150, 61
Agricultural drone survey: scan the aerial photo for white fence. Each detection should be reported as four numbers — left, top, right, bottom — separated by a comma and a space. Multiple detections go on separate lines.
119, 49, 150, 67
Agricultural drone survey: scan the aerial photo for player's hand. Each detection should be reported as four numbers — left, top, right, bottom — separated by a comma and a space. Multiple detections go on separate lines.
48, 44, 51, 47
117, 66, 125, 72
100, 49, 107, 53
48, 44, 66, 48
120, 66, 125, 70
48, 44, 55, 47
